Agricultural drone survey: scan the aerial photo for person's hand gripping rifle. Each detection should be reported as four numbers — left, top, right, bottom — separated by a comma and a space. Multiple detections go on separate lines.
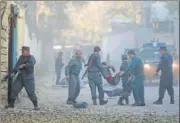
1, 64, 26, 82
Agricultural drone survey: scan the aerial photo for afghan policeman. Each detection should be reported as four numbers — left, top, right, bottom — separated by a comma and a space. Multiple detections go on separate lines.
119, 50, 145, 106
87, 46, 108, 105
118, 54, 132, 105
153, 46, 174, 104
7, 46, 39, 110
65, 50, 83, 105
55, 52, 64, 85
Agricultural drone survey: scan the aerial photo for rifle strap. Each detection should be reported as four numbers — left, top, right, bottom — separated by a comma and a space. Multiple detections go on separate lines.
87, 53, 96, 69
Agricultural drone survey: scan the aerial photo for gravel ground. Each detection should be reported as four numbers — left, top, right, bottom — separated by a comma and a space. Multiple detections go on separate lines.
1, 75, 179, 123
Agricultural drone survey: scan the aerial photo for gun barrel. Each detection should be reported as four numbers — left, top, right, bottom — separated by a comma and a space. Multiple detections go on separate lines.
82, 69, 88, 79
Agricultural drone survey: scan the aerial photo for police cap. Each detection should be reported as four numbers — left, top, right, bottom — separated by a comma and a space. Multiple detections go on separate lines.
94, 46, 101, 52
22, 46, 30, 52
127, 50, 136, 55
159, 46, 167, 51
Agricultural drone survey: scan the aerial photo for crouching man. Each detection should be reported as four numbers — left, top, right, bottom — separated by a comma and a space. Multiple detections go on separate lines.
118, 55, 132, 105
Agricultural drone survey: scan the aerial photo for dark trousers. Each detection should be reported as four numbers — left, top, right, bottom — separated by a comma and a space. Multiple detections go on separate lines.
88, 72, 104, 101
11, 75, 37, 102
132, 76, 145, 104
120, 84, 132, 103
158, 75, 174, 101
56, 70, 61, 85
68, 75, 80, 101
132, 83, 145, 104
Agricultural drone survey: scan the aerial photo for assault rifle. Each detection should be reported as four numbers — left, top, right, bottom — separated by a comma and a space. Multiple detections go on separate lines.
2, 66, 22, 82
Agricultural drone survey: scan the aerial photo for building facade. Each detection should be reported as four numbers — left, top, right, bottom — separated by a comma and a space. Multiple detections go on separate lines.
0, 0, 11, 105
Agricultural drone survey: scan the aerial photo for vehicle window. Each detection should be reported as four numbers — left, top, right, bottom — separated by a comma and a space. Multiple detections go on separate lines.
139, 49, 160, 61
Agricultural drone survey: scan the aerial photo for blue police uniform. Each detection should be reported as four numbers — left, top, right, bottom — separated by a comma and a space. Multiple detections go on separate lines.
87, 53, 108, 105
125, 56, 145, 106
154, 52, 174, 104
65, 57, 82, 104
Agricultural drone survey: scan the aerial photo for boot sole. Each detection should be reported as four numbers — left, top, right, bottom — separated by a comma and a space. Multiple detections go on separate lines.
100, 102, 108, 105
153, 102, 162, 105
34, 108, 40, 111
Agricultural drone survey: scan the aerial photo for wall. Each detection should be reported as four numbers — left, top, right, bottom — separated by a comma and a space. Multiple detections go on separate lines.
0, 1, 11, 104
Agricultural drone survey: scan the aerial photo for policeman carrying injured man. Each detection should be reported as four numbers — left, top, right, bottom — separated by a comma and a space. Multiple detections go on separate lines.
119, 50, 145, 106
117, 54, 132, 105
87, 46, 108, 105
6, 46, 40, 110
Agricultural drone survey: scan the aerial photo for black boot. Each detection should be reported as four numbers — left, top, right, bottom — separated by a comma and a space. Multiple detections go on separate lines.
139, 103, 146, 106
73, 100, 77, 104
5, 99, 15, 109
153, 99, 163, 105
32, 100, 40, 110
99, 100, 108, 105
125, 97, 129, 105
170, 97, 175, 104
93, 100, 97, 105
117, 97, 124, 105
132, 103, 140, 106
66, 99, 74, 105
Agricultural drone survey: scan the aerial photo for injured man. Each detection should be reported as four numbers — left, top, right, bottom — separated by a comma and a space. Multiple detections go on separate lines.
102, 61, 133, 105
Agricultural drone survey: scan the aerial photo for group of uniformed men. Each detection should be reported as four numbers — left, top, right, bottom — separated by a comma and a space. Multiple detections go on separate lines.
5, 45, 175, 110
63, 45, 175, 106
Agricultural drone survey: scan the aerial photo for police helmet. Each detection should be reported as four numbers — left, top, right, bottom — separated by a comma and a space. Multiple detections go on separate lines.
159, 46, 167, 51
127, 50, 136, 55
22, 46, 30, 52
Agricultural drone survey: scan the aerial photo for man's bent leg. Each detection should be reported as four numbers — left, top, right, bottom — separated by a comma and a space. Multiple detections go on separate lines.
9, 79, 23, 108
